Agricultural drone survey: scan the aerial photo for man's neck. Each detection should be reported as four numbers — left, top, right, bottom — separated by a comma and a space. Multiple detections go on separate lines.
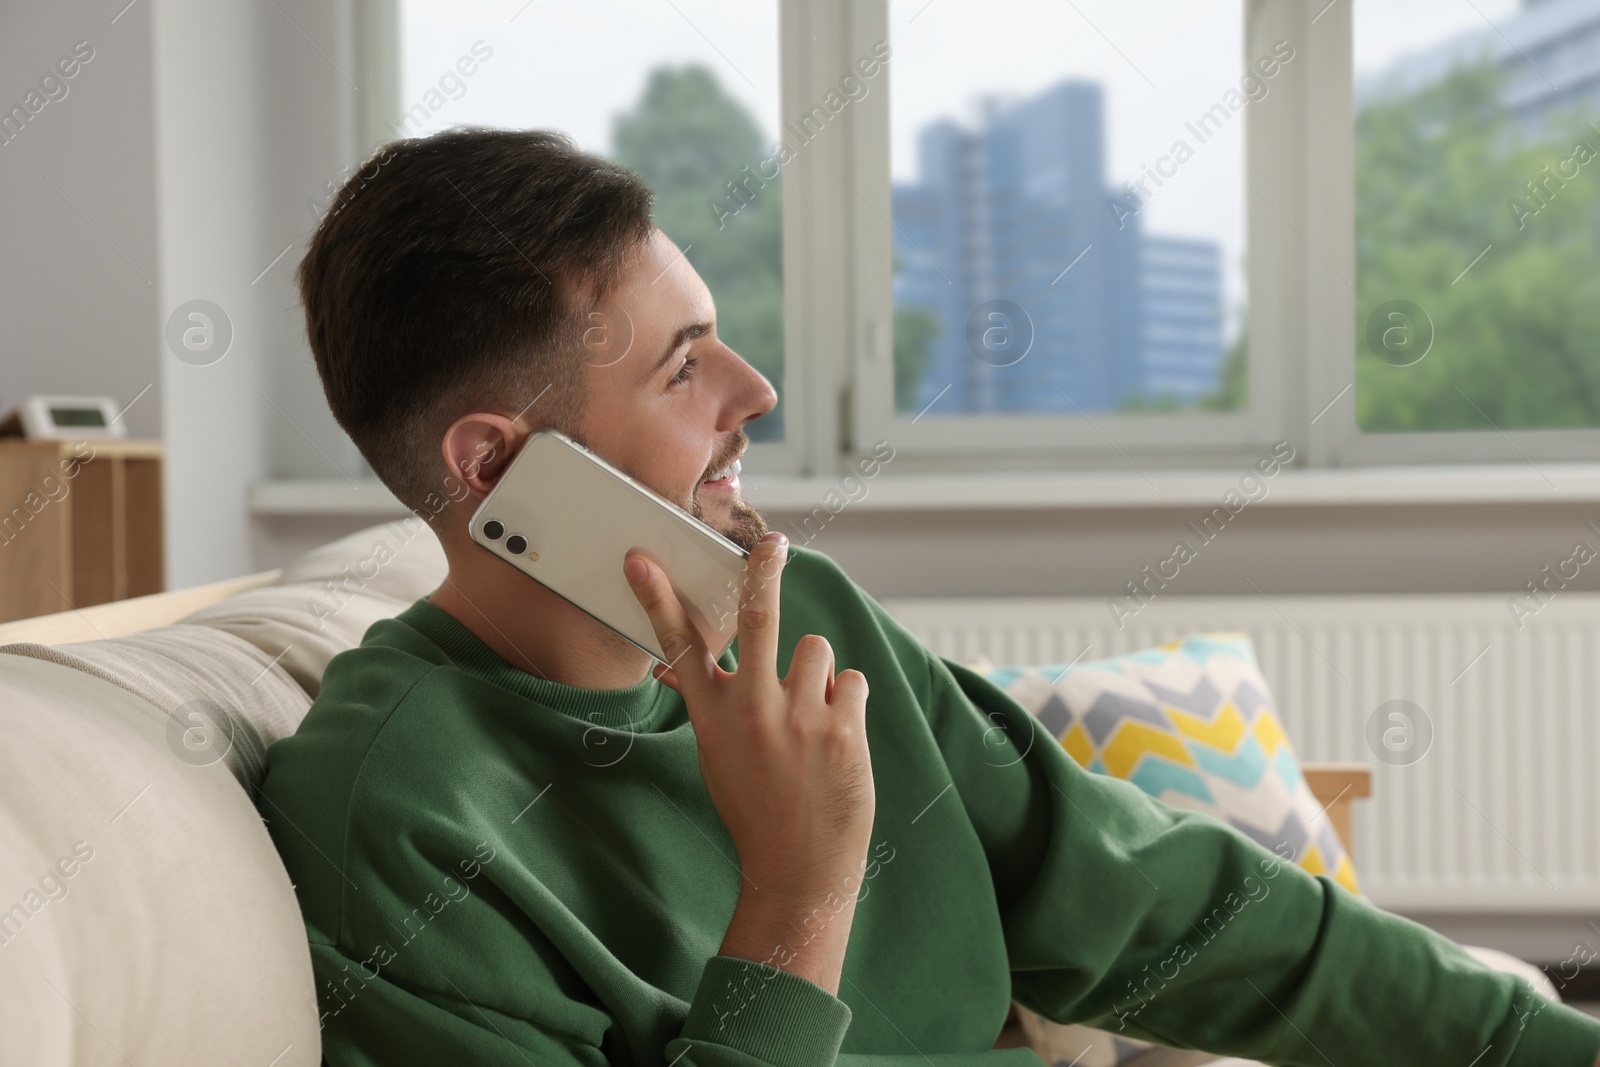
426, 558, 656, 691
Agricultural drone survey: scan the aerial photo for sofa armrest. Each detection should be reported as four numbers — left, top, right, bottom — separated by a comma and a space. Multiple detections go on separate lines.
0, 569, 281, 644
1301, 762, 1372, 861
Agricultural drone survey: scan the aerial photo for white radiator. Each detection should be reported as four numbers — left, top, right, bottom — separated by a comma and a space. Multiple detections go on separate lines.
878, 591, 1600, 913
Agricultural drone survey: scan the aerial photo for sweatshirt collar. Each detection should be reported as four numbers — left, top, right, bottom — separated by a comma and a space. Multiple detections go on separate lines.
397, 596, 725, 732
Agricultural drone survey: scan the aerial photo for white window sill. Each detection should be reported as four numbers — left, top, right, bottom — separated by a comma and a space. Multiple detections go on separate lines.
249, 463, 1600, 516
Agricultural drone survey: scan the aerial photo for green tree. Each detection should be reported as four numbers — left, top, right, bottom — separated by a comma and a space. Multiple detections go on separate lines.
1115, 328, 1245, 415
888, 248, 939, 412
1197, 330, 1247, 412
612, 65, 786, 441
1117, 391, 1184, 413
1355, 62, 1600, 431
893, 306, 939, 412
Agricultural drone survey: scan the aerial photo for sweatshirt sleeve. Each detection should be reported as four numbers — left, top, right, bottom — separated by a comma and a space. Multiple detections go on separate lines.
324, 910, 1027, 1067
314, 938, 854, 1067
912, 642, 1600, 1067
822, 551, 1600, 1066
667, 955, 853, 1066
310, 844, 857, 1067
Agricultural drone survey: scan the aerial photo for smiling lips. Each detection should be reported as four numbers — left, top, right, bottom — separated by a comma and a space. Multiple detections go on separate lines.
701, 457, 742, 493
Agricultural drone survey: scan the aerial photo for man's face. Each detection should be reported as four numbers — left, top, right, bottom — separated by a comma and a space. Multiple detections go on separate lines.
562, 229, 777, 552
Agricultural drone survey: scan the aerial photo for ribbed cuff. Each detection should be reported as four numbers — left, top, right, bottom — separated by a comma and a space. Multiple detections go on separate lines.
1507, 996, 1600, 1066
680, 955, 852, 1067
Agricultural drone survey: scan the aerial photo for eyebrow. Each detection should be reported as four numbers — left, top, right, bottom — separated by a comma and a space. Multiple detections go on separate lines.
649, 321, 712, 377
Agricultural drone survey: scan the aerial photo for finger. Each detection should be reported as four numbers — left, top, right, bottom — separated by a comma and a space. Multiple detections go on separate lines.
784, 633, 835, 702
625, 552, 713, 697
830, 668, 868, 713
735, 533, 789, 680
651, 661, 681, 693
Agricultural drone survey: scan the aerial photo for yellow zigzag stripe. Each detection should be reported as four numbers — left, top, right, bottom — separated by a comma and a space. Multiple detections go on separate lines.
1251, 711, 1291, 759
1061, 723, 1095, 769
1299, 847, 1363, 896
1164, 702, 1295, 763
1167, 702, 1246, 752
1099, 720, 1196, 779
1300, 845, 1327, 878
1333, 854, 1361, 895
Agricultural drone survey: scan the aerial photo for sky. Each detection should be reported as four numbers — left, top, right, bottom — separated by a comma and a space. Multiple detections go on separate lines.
399, 0, 1530, 349
397, 1, 780, 153
1353, 0, 1518, 75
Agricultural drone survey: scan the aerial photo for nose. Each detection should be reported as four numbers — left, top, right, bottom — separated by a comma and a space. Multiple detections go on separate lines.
719, 345, 779, 433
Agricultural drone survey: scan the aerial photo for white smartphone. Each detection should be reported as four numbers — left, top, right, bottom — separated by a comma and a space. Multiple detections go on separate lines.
468, 429, 749, 663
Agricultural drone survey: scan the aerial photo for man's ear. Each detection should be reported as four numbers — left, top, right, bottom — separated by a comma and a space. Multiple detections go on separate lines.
441, 412, 526, 501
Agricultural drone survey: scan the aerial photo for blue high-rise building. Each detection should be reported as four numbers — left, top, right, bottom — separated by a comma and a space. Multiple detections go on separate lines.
1140, 237, 1226, 405
891, 79, 1225, 415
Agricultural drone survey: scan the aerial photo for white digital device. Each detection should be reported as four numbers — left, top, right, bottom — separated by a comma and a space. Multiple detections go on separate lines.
468, 429, 749, 663
0, 395, 126, 440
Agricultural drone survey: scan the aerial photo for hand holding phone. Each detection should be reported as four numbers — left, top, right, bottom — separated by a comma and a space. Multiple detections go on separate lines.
623, 532, 875, 996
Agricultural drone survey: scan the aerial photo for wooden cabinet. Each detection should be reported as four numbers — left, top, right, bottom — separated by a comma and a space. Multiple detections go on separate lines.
0, 439, 163, 624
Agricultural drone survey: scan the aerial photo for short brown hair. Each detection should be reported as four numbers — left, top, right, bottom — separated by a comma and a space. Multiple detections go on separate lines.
297, 127, 655, 512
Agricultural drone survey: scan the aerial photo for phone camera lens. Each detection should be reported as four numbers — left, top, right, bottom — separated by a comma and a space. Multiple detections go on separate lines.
482, 520, 504, 540
506, 534, 528, 555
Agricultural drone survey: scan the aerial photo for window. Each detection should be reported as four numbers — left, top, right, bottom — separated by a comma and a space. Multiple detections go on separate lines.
395, 1, 790, 450
1352, 0, 1600, 434
886, 0, 1248, 422
831, 0, 1286, 467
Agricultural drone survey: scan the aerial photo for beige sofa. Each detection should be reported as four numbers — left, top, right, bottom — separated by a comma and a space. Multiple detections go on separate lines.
0, 522, 1560, 1066
0, 521, 449, 1066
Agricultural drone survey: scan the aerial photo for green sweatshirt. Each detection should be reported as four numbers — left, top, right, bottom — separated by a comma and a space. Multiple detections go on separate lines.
256, 543, 1600, 1067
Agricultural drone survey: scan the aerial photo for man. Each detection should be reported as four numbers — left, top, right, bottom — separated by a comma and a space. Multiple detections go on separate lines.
256, 126, 1600, 1066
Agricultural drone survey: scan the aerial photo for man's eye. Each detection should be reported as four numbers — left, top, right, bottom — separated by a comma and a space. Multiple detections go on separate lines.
670, 356, 699, 386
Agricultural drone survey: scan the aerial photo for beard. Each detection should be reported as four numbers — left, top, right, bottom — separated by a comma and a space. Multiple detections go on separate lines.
551, 421, 768, 552
690, 490, 769, 553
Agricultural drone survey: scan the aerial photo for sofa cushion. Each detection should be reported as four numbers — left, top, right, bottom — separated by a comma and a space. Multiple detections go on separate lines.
0, 519, 449, 795
183, 516, 447, 700
0, 654, 320, 1066
979, 632, 1359, 894
0, 627, 309, 791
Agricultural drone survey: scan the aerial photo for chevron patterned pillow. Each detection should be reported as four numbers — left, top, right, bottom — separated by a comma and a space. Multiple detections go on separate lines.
980, 631, 1360, 896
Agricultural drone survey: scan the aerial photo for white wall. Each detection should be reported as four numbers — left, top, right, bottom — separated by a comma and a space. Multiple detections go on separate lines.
255, 0, 370, 491
151, 0, 272, 588
2, 0, 368, 589
0, 3, 160, 441
155, 0, 381, 589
